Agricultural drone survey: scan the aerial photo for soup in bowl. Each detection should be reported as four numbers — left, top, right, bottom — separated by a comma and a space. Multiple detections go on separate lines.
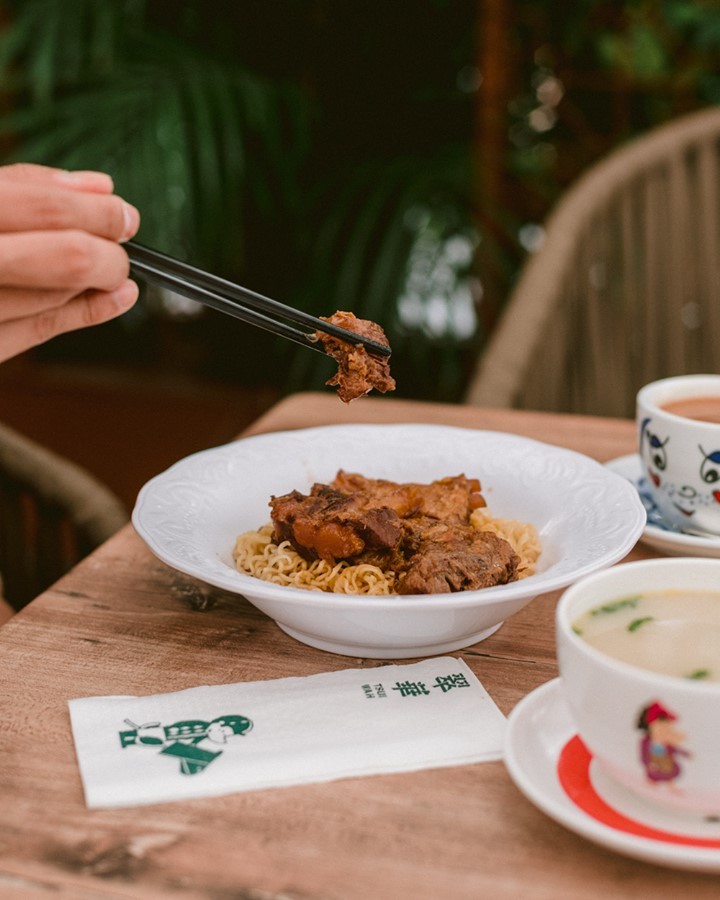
556, 558, 720, 815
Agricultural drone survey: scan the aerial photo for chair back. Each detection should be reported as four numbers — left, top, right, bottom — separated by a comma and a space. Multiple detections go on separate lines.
465, 106, 720, 417
0, 421, 128, 609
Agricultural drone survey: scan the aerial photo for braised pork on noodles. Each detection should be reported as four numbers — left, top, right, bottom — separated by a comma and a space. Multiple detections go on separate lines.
232, 471, 540, 596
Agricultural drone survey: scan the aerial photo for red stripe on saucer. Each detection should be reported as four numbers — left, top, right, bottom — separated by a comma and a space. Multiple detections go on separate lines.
558, 736, 720, 848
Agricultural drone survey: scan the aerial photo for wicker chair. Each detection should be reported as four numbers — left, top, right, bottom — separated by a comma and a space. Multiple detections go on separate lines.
465, 106, 720, 417
0, 421, 128, 613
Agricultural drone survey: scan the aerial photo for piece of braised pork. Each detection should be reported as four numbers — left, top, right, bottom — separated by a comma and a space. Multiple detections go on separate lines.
315, 311, 395, 403
393, 518, 518, 594
269, 484, 403, 563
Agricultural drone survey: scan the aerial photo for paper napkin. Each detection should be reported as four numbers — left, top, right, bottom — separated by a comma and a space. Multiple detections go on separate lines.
69, 657, 506, 808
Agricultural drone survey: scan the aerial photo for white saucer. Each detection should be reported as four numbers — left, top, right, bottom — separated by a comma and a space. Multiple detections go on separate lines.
605, 454, 720, 557
504, 679, 720, 872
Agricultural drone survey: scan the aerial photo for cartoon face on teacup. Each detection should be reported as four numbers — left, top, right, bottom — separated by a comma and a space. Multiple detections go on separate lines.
638, 415, 720, 531
637, 375, 720, 535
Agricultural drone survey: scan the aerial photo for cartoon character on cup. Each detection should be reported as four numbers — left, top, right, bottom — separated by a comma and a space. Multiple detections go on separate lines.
639, 417, 669, 490
699, 445, 720, 504
639, 417, 720, 526
637, 700, 691, 791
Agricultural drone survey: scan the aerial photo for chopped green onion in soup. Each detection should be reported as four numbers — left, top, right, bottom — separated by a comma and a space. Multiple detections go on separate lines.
572, 590, 720, 682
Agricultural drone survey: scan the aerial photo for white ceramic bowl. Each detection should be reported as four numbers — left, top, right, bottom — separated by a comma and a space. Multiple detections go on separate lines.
132, 423, 645, 658
557, 558, 720, 815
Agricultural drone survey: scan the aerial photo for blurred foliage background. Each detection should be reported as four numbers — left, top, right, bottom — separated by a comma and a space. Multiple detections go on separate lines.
0, 0, 719, 402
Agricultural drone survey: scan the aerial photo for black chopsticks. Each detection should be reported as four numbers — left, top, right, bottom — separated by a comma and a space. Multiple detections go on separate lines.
125, 242, 391, 358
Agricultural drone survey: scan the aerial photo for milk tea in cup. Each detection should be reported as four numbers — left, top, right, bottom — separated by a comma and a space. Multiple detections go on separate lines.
636, 374, 720, 535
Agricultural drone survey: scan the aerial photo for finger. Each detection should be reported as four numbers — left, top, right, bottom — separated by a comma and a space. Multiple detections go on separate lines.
0, 231, 131, 291
0, 163, 114, 194
0, 182, 139, 242
0, 286, 74, 322
0, 279, 139, 364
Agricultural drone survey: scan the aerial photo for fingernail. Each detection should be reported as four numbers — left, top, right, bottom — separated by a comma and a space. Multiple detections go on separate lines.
112, 281, 139, 310
120, 202, 140, 242
54, 170, 114, 192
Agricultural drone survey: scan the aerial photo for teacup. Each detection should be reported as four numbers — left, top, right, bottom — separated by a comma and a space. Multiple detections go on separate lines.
637, 374, 720, 535
556, 558, 720, 816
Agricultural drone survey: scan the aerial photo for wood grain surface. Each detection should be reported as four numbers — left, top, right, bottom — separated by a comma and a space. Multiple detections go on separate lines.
0, 392, 716, 899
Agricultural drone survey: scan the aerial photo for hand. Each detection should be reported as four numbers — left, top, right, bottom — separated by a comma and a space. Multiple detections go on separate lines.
0, 163, 141, 363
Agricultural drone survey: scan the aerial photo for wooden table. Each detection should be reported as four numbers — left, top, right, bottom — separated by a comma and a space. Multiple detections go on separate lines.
1, 392, 717, 899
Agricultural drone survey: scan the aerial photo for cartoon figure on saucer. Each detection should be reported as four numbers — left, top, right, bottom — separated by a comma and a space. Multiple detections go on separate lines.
637, 701, 691, 789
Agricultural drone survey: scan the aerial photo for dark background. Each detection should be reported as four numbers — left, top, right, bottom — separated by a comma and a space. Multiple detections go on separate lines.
0, 0, 718, 506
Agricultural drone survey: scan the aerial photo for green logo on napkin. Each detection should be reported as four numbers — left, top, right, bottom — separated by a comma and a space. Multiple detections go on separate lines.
119, 715, 253, 775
